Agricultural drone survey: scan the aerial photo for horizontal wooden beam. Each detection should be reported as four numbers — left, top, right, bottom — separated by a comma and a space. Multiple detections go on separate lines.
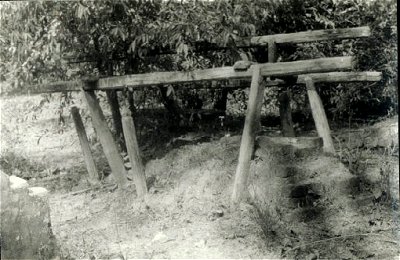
92, 56, 354, 90
297, 71, 382, 84
28, 80, 83, 94
250, 26, 371, 45
21, 69, 384, 96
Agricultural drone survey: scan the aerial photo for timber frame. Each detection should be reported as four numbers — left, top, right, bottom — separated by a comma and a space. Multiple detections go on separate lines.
15, 26, 382, 203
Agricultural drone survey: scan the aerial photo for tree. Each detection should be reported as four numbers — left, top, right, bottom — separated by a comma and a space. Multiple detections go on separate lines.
1, 0, 397, 121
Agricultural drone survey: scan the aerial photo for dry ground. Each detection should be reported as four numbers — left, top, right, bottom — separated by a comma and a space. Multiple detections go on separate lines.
1, 95, 399, 259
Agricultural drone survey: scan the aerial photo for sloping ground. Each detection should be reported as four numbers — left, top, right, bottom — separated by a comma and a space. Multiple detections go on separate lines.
49, 136, 280, 259
250, 136, 399, 259
1, 95, 398, 258
47, 134, 399, 259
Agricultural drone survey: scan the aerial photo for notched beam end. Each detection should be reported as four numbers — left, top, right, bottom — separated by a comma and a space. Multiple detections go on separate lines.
81, 77, 100, 90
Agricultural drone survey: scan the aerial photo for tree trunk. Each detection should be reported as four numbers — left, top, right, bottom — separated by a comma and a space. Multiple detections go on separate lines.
213, 88, 229, 113
159, 85, 183, 127
106, 90, 125, 150
279, 90, 295, 137
103, 61, 125, 151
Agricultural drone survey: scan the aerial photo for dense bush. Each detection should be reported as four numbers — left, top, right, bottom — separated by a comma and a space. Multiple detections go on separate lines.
0, 0, 397, 122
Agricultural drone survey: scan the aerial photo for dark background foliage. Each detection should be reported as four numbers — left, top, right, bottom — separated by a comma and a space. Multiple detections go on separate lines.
0, 0, 397, 122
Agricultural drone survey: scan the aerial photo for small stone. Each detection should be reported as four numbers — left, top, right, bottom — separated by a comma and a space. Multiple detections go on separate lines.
9, 175, 29, 190
213, 209, 224, 218
28, 187, 49, 198
152, 232, 168, 243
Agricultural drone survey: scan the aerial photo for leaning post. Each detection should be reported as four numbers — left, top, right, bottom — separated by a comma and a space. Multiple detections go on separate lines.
82, 83, 128, 188
70, 106, 100, 185
120, 91, 147, 197
304, 76, 335, 154
231, 65, 264, 205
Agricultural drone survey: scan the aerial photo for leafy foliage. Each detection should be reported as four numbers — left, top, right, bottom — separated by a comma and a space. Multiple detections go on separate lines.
0, 0, 397, 120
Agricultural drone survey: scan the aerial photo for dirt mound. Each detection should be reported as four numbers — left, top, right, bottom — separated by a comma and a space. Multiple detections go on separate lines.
49, 135, 280, 259
249, 136, 399, 259
36, 134, 398, 259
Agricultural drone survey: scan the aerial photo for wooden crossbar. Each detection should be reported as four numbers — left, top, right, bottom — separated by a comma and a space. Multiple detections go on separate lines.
19, 70, 381, 96
248, 26, 371, 45
23, 57, 354, 94
296, 71, 382, 83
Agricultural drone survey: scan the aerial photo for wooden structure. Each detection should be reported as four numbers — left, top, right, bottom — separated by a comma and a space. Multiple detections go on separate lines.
70, 106, 99, 185
22, 26, 381, 202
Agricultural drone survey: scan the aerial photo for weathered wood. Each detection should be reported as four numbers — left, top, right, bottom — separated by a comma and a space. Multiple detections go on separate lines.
297, 71, 382, 83
254, 82, 265, 134
266, 38, 295, 137
29, 80, 83, 93
23, 57, 355, 94
279, 91, 295, 137
21, 70, 381, 95
305, 77, 335, 154
83, 90, 128, 188
268, 40, 277, 64
120, 96, 147, 197
105, 90, 125, 150
93, 57, 354, 90
70, 106, 99, 185
250, 26, 371, 45
232, 66, 264, 205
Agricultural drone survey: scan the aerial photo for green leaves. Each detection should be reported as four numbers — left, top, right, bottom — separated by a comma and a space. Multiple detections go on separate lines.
110, 26, 127, 41
0, 0, 397, 122
75, 3, 90, 20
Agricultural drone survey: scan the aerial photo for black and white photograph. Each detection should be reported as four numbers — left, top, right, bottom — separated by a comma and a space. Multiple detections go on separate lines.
0, 0, 398, 259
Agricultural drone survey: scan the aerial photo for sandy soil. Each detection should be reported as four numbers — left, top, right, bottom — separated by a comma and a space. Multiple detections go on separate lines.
1, 95, 399, 259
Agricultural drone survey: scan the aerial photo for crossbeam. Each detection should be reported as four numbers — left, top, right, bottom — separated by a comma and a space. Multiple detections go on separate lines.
249, 26, 371, 45
296, 71, 382, 83
95, 57, 353, 89
27, 56, 353, 93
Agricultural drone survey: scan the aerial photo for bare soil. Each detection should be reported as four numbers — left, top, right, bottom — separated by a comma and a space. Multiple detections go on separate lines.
1, 95, 399, 259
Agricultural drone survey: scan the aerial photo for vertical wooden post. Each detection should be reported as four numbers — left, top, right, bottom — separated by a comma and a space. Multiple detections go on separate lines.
70, 106, 99, 185
279, 92, 295, 137
268, 39, 277, 64
83, 89, 127, 188
269, 39, 295, 137
304, 77, 335, 154
120, 92, 147, 197
232, 66, 264, 205
106, 90, 125, 150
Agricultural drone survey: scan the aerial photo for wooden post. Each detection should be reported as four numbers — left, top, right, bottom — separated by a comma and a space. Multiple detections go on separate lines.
268, 39, 277, 64
70, 106, 99, 185
106, 90, 125, 150
120, 92, 147, 197
232, 66, 264, 205
269, 39, 295, 137
279, 91, 295, 137
83, 89, 127, 188
304, 77, 335, 154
